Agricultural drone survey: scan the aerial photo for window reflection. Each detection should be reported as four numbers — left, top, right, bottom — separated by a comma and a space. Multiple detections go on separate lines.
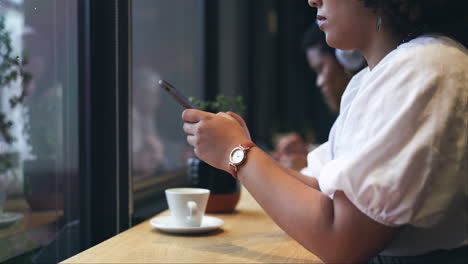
0, 0, 78, 262
132, 0, 204, 182
132, 67, 165, 178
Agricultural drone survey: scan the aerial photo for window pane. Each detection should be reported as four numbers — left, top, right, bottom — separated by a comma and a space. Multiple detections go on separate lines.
132, 0, 204, 182
0, 0, 79, 262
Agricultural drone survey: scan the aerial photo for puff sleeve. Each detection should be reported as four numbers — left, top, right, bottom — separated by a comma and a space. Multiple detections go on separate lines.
315, 39, 468, 228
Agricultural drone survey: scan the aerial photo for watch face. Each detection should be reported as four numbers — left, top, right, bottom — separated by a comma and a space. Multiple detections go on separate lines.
231, 149, 245, 164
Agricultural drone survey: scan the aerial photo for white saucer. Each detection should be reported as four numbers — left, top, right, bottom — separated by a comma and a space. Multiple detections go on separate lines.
150, 215, 224, 234
0, 212, 23, 228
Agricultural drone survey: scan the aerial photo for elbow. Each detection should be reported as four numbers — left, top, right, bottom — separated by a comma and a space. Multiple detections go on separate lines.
318, 252, 371, 264
309, 237, 384, 264
300, 236, 377, 264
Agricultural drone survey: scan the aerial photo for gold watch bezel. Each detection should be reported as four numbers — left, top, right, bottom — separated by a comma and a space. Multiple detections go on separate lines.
229, 146, 247, 166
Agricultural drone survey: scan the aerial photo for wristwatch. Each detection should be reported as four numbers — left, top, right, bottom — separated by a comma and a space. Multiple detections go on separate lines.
229, 142, 256, 179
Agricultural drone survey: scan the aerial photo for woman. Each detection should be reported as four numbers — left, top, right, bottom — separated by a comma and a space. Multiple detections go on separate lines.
182, 0, 468, 263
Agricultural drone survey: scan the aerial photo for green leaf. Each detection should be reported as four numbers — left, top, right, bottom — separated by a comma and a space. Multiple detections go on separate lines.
0, 18, 34, 148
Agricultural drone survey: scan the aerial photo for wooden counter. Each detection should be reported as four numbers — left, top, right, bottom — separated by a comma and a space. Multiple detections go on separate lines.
0, 197, 63, 262
62, 188, 322, 263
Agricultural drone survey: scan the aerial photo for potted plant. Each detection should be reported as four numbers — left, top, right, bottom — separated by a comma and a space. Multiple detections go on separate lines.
0, 16, 34, 215
187, 95, 246, 213
23, 83, 65, 211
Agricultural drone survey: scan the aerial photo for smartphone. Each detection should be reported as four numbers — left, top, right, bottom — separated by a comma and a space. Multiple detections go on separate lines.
158, 80, 198, 109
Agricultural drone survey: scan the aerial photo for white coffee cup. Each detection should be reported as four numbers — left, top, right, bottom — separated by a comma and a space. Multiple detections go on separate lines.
165, 188, 210, 227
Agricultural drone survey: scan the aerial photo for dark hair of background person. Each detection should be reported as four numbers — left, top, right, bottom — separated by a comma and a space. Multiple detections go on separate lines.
301, 23, 335, 55
361, 0, 468, 47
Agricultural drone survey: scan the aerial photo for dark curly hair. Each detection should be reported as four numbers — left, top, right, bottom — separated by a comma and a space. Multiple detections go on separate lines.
361, 0, 468, 47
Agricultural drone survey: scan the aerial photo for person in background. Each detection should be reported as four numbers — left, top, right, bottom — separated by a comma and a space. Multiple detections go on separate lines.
132, 67, 166, 179
182, 0, 468, 263
274, 23, 366, 171
303, 22, 365, 114
271, 132, 309, 171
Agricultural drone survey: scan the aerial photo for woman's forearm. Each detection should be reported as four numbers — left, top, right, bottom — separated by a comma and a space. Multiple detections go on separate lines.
236, 147, 397, 263
282, 166, 321, 191
237, 147, 335, 256
181, 109, 397, 262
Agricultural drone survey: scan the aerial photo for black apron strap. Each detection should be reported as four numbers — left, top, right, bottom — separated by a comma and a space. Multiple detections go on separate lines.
366, 245, 468, 264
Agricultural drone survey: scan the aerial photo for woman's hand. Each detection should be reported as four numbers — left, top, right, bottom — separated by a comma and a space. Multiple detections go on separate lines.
225, 111, 251, 141
182, 109, 251, 172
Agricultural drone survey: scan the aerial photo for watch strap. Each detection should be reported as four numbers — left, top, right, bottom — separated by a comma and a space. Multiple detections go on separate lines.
229, 142, 256, 179
240, 142, 256, 150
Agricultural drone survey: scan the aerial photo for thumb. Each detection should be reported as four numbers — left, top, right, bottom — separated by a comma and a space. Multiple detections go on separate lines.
227, 112, 246, 128
227, 112, 251, 141
182, 109, 209, 123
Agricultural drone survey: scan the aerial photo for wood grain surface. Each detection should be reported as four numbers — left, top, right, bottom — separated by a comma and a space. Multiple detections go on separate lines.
62, 188, 322, 263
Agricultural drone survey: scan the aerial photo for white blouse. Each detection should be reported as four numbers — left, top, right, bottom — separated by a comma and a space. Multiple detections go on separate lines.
301, 35, 468, 256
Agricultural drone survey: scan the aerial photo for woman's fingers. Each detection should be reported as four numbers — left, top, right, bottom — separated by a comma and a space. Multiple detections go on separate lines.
186, 135, 197, 147
181, 110, 251, 171
183, 122, 196, 135
182, 109, 208, 123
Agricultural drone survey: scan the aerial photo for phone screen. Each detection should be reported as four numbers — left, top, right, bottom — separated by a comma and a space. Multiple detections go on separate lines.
158, 80, 198, 109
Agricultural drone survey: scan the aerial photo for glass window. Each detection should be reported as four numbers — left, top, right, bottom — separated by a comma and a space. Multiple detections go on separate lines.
0, 0, 79, 262
132, 0, 204, 200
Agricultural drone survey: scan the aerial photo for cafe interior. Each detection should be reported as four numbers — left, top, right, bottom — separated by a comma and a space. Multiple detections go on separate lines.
1, 0, 466, 263
0, 0, 339, 263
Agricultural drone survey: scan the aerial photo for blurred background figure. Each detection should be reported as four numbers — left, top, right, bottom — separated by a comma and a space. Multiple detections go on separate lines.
271, 132, 308, 171
132, 67, 166, 179
302, 23, 365, 114
274, 23, 365, 171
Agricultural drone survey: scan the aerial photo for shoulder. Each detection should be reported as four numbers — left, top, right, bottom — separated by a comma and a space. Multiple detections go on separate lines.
340, 36, 467, 138
379, 35, 468, 75
341, 67, 369, 100
362, 35, 468, 98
